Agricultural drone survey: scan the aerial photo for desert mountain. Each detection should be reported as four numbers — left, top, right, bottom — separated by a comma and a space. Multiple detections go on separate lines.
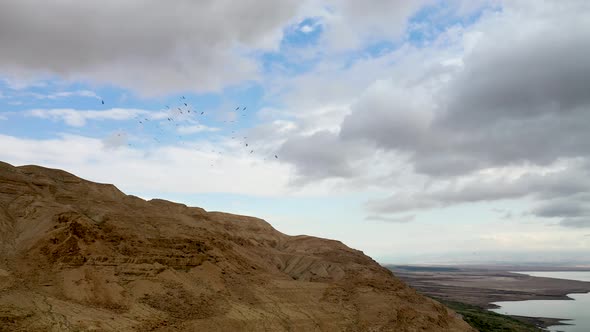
0, 161, 474, 331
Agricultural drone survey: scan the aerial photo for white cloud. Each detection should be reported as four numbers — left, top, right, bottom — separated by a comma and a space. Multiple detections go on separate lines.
177, 124, 219, 135
102, 131, 129, 149
26, 108, 166, 127
0, 133, 292, 196
30, 90, 100, 100
316, 0, 430, 50
300, 25, 315, 33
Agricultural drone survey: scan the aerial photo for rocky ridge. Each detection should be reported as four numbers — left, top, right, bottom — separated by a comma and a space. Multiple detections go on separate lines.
0, 161, 474, 331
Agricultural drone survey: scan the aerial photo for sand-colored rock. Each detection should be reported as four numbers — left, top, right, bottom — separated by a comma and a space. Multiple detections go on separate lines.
0, 161, 474, 331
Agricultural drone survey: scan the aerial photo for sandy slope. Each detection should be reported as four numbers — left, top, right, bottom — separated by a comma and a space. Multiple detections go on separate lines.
0, 161, 474, 332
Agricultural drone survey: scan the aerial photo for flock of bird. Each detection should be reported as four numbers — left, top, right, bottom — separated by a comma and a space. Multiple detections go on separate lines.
103, 97, 278, 167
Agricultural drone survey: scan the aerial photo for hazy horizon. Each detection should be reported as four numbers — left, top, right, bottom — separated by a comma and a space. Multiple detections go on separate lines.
1, 0, 589, 265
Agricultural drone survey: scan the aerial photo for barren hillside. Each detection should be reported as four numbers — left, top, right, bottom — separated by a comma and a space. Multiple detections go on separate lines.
0, 161, 474, 331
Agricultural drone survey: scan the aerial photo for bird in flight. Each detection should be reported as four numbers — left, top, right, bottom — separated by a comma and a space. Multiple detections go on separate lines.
101, 100, 104, 105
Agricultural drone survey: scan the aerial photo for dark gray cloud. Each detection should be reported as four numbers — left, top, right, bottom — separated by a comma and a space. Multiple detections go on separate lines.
340, 9, 590, 175
279, 130, 371, 183
560, 218, 590, 228
366, 165, 590, 227
532, 199, 590, 219
368, 166, 590, 210
530, 192, 590, 228
0, 0, 301, 94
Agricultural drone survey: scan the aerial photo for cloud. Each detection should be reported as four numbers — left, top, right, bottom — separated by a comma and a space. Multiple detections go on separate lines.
560, 218, 590, 228
177, 124, 219, 135
317, 0, 429, 50
365, 214, 415, 223
0, 133, 293, 196
26, 108, 165, 127
0, 0, 303, 95
365, 162, 590, 227
278, 130, 371, 183
339, 9, 590, 175
340, 79, 435, 150
29, 90, 100, 100
102, 132, 128, 149
266, 1, 590, 227
300, 25, 315, 34
532, 198, 590, 219
0, 1, 443, 95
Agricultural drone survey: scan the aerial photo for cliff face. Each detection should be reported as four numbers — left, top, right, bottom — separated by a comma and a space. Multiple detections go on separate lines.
0, 161, 474, 332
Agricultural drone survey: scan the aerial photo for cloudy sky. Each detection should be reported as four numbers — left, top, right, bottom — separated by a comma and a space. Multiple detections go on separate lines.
1, 0, 589, 265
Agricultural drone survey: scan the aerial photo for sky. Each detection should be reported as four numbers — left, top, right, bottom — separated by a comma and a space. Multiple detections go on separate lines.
1, 0, 589, 265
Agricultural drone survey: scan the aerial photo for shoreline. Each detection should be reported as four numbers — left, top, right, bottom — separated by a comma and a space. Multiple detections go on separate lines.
387, 266, 590, 329
511, 315, 572, 329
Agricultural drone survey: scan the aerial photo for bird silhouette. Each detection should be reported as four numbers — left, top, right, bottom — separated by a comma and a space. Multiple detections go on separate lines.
101, 100, 104, 105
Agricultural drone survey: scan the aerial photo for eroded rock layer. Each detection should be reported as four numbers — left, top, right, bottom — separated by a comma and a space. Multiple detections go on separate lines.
0, 161, 474, 332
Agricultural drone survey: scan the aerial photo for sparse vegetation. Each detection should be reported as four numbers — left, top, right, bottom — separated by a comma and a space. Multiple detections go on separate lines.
437, 299, 541, 332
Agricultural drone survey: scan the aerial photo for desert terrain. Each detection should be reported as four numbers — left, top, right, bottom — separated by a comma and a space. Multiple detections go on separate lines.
0, 161, 474, 331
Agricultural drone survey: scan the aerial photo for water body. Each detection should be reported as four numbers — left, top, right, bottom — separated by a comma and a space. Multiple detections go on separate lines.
516, 271, 590, 283
490, 271, 590, 332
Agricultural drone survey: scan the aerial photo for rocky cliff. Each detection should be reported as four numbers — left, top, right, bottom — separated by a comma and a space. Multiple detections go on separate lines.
0, 161, 474, 331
